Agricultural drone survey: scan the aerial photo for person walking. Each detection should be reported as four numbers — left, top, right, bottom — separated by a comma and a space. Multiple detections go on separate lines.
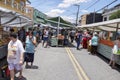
24, 31, 36, 68
42, 28, 49, 48
109, 36, 120, 69
70, 30, 75, 43
75, 30, 82, 50
18, 27, 26, 43
7, 33, 25, 80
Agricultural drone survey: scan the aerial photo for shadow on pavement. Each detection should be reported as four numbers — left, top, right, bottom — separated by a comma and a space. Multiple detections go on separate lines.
0, 76, 27, 80
57, 41, 76, 48
15, 76, 27, 80
25, 65, 39, 69
31, 65, 39, 69
97, 53, 120, 72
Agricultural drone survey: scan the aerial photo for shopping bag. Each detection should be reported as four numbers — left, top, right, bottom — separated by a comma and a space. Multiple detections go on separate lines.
117, 49, 120, 55
112, 45, 118, 54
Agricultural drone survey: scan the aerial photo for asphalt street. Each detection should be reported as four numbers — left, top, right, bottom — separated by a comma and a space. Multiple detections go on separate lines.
21, 43, 120, 80
22, 44, 79, 80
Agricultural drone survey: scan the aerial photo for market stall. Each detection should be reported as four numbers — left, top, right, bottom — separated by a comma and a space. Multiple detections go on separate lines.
0, 8, 31, 79
57, 34, 64, 46
77, 18, 120, 65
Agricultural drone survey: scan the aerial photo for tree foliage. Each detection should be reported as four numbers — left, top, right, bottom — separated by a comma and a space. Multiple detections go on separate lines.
109, 10, 120, 20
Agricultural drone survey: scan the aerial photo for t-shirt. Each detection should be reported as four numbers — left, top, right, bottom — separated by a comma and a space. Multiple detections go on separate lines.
44, 30, 49, 37
91, 36, 98, 46
76, 33, 82, 41
25, 36, 36, 53
7, 39, 25, 64
33, 31, 37, 36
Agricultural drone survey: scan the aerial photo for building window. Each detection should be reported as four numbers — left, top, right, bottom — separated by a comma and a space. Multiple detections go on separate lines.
104, 17, 107, 21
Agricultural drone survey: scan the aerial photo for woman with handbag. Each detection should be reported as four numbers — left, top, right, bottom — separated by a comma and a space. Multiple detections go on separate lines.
109, 36, 120, 69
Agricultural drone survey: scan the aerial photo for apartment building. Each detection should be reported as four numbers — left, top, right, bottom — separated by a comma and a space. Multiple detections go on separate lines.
80, 13, 102, 25
103, 3, 120, 21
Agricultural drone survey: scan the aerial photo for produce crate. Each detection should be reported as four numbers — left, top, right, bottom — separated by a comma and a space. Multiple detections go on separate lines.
51, 37, 58, 47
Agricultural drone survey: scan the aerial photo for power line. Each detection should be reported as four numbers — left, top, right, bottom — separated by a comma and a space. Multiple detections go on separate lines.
85, 0, 100, 10
96, 0, 118, 12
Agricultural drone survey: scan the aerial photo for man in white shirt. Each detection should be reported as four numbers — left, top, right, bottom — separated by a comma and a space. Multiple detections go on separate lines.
7, 33, 25, 80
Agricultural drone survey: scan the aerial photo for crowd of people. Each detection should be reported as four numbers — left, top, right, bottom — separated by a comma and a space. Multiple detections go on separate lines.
7, 27, 120, 80
7, 27, 56, 80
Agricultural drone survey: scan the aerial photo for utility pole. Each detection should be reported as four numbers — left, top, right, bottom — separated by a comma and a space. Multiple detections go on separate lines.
93, 9, 95, 23
75, 4, 80, 26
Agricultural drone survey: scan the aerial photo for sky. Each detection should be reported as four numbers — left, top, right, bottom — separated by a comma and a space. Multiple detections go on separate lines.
29, 0, 120, 23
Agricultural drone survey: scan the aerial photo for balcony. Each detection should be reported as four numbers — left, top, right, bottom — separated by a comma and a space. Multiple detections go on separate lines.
0, 0, 31, 20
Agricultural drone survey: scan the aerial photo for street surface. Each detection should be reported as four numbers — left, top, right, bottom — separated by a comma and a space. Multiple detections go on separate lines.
21, 43, 120, 80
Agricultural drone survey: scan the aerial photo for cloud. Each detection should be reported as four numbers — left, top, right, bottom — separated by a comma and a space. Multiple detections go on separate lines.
46, 9, 65, 17
58, 0, 88, 8
80, 9, 89, 13
61, 16, 75, 23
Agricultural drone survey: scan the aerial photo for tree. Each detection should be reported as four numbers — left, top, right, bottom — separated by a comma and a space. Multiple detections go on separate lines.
109, 10, 120, 20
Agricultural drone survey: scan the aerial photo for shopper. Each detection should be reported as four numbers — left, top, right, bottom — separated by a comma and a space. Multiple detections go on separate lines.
75, 30, 82, 50
24, 31, 36, 68
42, 28, 49, 48
70, 30, 75, 43
91, 32, 99, 55
7, 33, 25, 80
18, 27, 26, 43
109, 36, 120, 69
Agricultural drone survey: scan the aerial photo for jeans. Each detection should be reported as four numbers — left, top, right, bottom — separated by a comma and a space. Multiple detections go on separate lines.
77, 41, 80, 49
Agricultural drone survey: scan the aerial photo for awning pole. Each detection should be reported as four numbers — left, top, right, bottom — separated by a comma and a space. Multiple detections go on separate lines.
57, 16, 60, 36
19, 17, 22, 27
0, 16, 1, 26
0, 15, 3, 39
115, 23, 119, 39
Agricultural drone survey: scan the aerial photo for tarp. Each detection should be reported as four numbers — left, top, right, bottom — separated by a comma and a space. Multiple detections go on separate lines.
77, 18, 120, 31
0, 7, 32, 27
47, 17, 73, 28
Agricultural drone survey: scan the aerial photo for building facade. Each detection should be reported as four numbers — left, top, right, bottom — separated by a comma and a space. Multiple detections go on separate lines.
102, 3, 120, 21
81, 14, 88, 25
0, 0, 32, 27
26, 5, 34, 21
80, 13, 102, 25
0, 0, 31, 19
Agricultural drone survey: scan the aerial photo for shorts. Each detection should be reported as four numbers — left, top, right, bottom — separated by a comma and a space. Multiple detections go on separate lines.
24, 53, 34, 62
111, 54, 119, 62
43, 37, 48, 42
8, 63, 22, 71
